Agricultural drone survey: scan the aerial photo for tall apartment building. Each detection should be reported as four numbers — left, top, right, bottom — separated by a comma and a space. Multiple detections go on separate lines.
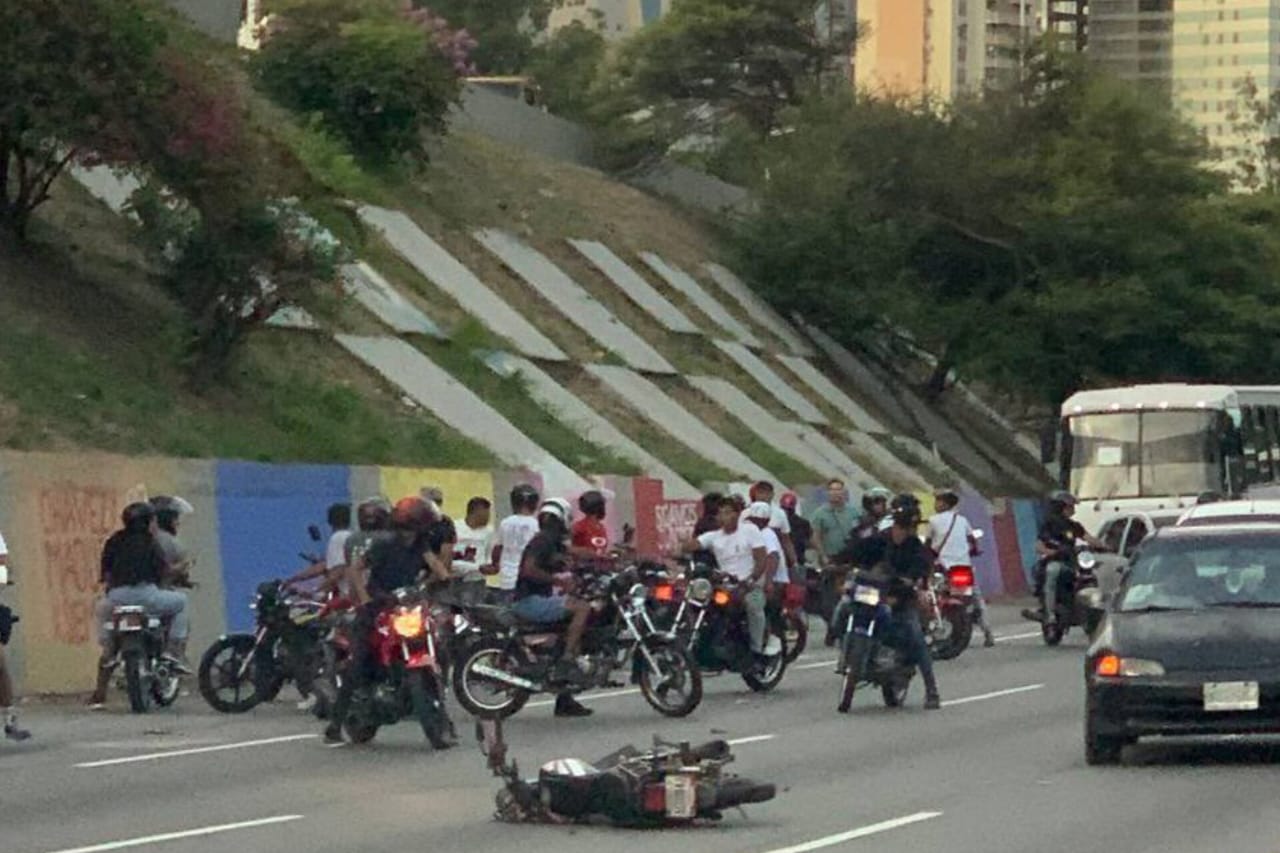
853, 0, 1046, 98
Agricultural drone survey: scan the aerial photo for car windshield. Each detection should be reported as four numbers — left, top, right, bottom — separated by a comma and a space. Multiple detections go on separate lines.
1068, 410, 1220, 500
1117, 531, 1280, 611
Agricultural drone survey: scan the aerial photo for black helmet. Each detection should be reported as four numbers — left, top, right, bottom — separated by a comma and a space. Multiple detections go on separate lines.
1048, 490, 1077, 511
578, 489, 606, 518
356, 496, 392, 531
122, 502, 154, 532
510, 483, 540, 513
890, 493, 920, 512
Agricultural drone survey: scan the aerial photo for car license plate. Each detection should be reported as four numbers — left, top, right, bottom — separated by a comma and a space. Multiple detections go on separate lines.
665, 774, 696, 818
1203, 681, 1260, 712
853, 585, 880, 606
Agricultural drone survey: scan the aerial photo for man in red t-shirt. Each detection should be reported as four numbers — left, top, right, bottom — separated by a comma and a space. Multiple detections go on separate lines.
571, 490, 611, 558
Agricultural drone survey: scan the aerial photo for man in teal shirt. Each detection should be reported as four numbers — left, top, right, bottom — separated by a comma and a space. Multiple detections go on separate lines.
810, 479, 862, 569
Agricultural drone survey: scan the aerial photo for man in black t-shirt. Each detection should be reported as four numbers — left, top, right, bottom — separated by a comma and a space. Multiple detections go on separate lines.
326, 496, 453, 746
1031, 491, 1104, 624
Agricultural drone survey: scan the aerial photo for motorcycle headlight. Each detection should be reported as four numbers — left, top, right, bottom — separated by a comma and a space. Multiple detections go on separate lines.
1077, 550, 1098, 570
688, 578, 713, 603
391, 607, 425, 638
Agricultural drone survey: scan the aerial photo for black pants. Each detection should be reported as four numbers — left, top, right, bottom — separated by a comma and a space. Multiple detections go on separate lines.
326, 603, 379, 733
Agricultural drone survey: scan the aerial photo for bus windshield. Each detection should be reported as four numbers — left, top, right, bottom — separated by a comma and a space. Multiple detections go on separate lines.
1067, 410, 1220, 500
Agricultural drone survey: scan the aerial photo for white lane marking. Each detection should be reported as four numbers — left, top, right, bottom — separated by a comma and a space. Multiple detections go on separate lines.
527, 687, 640, 708
39, 815, 304, 853
942, 683, 1044, 707
993, 630, 1043, 643
75, 733, 316, 768
760, 811, 943, 853
727, 734, 776, 746
794, 659, 837, 671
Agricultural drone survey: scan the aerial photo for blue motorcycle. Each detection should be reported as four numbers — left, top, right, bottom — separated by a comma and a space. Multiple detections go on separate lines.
835, 570, 917, 713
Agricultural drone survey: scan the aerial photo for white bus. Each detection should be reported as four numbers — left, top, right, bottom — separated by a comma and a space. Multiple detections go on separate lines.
1056, 383, 1280, 534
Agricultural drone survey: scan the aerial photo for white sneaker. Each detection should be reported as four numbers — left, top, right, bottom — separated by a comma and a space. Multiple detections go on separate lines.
296, 695, 318, 712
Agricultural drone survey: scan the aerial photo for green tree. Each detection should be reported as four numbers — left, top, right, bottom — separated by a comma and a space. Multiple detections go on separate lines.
0, 0, 170, 241
526, 21, 607, 120
419, 0, 553, 74
254, 0, 462, 166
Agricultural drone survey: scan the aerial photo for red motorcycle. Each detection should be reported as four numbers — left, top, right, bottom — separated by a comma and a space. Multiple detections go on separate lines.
334, 586, 453, 748
922, 566, 974, 661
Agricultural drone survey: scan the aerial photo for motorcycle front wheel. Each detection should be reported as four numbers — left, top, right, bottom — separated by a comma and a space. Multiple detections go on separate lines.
123, 650, 151, 714
408, 668, 451, 748
741, 628, 788, 693
637, 645, 702, 717
198, 634, 262, 713
453, 639, 531, 720
1042, 620, 1066, 646
881, 677, 910, 708
838, 633, 871, 713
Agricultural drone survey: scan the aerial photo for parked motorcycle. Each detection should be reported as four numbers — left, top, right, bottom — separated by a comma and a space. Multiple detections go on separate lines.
668, 564, 788, 692
836, 570, 918, 713
453, 570, 701, 720
335, 586, 453, 747
478, 719, 776, 826
101, 605, 182, 714
197, 579, 329, 714
1022, 541, 1101, 645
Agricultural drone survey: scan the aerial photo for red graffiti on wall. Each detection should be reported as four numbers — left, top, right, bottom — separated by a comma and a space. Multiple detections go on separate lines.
38, 485, 119, 645
653, 500, 700, 556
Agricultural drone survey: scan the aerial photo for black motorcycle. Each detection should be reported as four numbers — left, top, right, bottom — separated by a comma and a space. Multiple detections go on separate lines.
1022, 541, 1101, 645
669, 563, 787, 692
836, 570, 917, 713
197, 579, 328, 713
102, 604, 182, 714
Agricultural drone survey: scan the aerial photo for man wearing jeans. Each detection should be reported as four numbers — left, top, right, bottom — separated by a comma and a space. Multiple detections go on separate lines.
689, 501, 769, 663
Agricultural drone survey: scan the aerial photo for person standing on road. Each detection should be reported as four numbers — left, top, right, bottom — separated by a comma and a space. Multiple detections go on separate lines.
488, 484, 541, 604
810, 480, 861, 571
926, 488, 994, 648
0, 528, 30, 741
453, 497, 493, 585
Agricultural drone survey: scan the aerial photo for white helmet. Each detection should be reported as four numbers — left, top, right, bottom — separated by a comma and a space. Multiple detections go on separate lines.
538, 498, 572, 523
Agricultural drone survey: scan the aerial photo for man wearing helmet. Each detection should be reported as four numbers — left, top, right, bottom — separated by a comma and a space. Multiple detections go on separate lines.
489, 484, 542, 604
515, 498, 594, 718
325, 496, 454, 745
149, 496, 195, 589
1030, 491, 1103, 625
89, 503, 192, 707
839, 501, 942, 710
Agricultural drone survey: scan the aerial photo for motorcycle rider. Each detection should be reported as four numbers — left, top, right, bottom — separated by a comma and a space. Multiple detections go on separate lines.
825, 487, 894, 646
1028, 491, 1104, 625
325, 495, 454, 746
743, 481, 798, 571
837, 499, 942, 710
284, 497, 390, 595
489, 484, 541, 604
89, 503, 192, 707
513, 498, 594, 718
687, 499, 770, 668
926, 488, 994, 648
572, 490, 614, 565
0, 529, 30, 741
150, 496, 195, 589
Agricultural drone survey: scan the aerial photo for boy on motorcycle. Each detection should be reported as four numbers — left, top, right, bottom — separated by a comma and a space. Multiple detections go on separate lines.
837, 502, 942, 710
1028, 491, 1104, 625
325, 496, 455, 746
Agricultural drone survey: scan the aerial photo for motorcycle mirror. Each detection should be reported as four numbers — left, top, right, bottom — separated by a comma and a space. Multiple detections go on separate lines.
307, 524, 322, 542
971, 529, 985, 540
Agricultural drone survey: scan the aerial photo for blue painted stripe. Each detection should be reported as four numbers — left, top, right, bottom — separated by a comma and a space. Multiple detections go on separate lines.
1011, 499, 1043, 588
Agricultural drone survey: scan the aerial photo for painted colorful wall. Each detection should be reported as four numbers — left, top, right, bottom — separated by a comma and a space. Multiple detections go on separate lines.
0, 449, 1039, 695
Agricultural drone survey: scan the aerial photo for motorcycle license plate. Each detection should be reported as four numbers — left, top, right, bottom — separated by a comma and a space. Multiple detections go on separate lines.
1203, 681, 1259, 712
853, 585, 880, 606
665, 774, 696, 818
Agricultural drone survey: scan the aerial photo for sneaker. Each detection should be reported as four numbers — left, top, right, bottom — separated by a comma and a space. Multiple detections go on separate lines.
323, 724, 344, 745
162, 653, 193, 676
984, 632, 996, 648
1020, 608, 1046, 624
924, 694, 941, 711
4, 723, 31, 742
296, 695, 318, 713
554, 695, 593, 718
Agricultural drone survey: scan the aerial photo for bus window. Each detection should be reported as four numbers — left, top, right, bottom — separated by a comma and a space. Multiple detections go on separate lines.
1241, 406, 1262, 485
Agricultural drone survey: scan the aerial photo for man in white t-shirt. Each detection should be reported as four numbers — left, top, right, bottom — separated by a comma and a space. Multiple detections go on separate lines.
0, 529, 30, 741
745, 502, 788, 585
740, 481, 798, 571
325, 503, 353, 575
926, 488, 994, 647
453, 497, 494, 584
688, 500, 768, 655
488, 484, 541, 602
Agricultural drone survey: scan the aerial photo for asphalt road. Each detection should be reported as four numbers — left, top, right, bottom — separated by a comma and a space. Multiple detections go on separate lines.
6, 604, 1280, 853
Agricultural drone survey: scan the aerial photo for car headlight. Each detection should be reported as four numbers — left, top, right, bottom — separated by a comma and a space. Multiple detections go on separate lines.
688, 578, 713, 603
1095, 654, 1165, 677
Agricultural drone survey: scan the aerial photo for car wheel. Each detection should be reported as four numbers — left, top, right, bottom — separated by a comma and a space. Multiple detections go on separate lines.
1085, 712, 1128, 766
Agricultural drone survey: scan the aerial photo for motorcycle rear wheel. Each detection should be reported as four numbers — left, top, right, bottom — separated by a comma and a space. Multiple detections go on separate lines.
408, 669, 451, 748
741, 628, 788, 693
124, 651, 151, 714
198, 634, 262, 713
712, 777, 777, 810
344, 718, 379, 744
930, 608, 972, 661
638, 645, 702, 717
784, 611, 807, 663
453, 639, 531, 720
838, 633, 871, 713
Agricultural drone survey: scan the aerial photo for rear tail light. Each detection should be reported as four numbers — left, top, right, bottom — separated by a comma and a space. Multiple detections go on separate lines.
654, 583, 675, 603
1095, 654, 1165, 678
1095, 654, 1121, 677
642, 782, 666, 813
947, 566, 975, 591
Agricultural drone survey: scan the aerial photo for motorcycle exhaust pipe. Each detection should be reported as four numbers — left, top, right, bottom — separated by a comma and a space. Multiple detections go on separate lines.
470, 663, 539, 692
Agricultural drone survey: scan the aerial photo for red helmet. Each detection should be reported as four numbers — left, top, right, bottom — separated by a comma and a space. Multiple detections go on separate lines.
391, 496, 437, 533
779, 492, 798, 511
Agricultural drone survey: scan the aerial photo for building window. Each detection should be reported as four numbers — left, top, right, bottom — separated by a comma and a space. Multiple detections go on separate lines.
1233, 33, 1239, 44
